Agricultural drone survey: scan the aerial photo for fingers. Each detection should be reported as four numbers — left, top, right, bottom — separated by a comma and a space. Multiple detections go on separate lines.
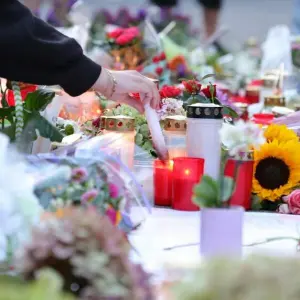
114, 94, 145, 114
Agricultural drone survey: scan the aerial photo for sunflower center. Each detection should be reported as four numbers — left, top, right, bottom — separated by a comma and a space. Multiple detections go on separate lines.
255, 157, 290, 190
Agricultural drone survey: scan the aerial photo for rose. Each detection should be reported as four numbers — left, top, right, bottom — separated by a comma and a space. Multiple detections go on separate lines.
160, 52, 166, 61
124, 26, 140, 37
182, 80, 202, 94
283, 190, 300, 214
155, 67, 164, 76
92, 117, 101, 128
6, 85, 37, 106
107, 28, 124, 39
202, 84, 217, 99
152, 56, 160, 64
115, 33, 135, 45
109, 183, 119, 198
159, 85, 182, 99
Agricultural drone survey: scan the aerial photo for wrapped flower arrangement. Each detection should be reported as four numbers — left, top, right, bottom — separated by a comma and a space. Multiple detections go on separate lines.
18, 207, 153, 300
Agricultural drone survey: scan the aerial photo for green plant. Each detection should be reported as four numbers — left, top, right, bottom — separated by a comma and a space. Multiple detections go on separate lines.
0, 269, 73, 300
193, 175, 235, 208
0, 85, 63, 149
173, 256, 300, 300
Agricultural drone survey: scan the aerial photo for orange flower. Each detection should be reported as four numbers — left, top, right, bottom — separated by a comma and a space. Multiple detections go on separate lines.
168, 55, 187, 71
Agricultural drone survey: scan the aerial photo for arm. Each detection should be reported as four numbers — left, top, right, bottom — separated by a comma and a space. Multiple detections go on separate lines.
0, 0, 101, 96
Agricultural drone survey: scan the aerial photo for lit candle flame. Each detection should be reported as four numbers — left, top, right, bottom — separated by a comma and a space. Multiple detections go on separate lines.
184, 169, 190, 176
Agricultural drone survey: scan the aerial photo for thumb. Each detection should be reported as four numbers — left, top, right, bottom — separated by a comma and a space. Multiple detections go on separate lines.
119, 94, 145, 114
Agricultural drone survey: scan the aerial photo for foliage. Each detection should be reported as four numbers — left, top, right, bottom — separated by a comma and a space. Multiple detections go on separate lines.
0, 269, 74, 300
193, 175, 235, 208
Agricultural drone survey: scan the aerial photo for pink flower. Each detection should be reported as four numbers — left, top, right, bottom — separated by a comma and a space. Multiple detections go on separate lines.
71, 167, 88, 183
283, 190, 300, 215
109, 183, 119, 198
124, 26, 140, 37
107, 28, 124, 39
81, 189, 99, 203
116, 33, 135, 45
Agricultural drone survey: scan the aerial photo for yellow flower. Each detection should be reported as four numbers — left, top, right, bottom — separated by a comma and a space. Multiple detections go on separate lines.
264, 124, 298, 143
253, 139, 300, 201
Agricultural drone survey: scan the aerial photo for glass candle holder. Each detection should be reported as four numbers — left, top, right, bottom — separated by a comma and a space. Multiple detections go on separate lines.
224, 152, 254, 210
154, 160, 173, 207
104, 115, 135, 169
163, 116, 187, 160
263, 95, 285, 113
172, 157, 204, 211
245, 86, 260, 104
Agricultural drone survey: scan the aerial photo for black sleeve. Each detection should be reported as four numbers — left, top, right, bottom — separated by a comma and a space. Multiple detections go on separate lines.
0, 0, 101, 97
198, 0, 222, 9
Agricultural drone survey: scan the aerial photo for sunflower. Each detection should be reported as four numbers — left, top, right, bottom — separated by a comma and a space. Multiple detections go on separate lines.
253, 139, 300, 201
264, 124, 299, 143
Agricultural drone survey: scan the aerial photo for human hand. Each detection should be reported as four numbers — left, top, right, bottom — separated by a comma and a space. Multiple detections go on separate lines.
93, 69, 160, 113
272, 111, 300, 126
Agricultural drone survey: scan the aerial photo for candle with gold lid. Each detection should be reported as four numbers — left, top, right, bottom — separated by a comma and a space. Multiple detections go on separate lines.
264, 95, 285, 112
260, 74, 277, 103
163, 115, 187, 159
104, 115, 135, 169
245, 86, 260, 104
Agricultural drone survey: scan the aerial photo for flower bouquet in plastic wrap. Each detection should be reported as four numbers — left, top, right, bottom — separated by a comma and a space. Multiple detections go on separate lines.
27, 144, 151, 233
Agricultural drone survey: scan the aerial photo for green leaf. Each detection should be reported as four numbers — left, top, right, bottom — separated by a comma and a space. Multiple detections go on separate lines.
0, 107, 14, 118
220, 176, 235, 202
193, 175, 219, 208
222, 106, 239, 118
187, 94, 210, 105
200, 73, 215, 81
24, 90, 55, 112
24, 112, 64, 142
1, 90, 8, 108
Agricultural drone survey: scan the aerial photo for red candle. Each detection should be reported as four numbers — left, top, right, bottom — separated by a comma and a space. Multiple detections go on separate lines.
251, 113, 274, 125
154, 160, 173, 206
224, 159, 254, 210
172, 157, 204, 211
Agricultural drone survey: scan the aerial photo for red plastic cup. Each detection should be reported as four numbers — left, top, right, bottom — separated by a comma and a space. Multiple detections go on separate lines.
154, 160, 173, 206
172, 157, 204, 211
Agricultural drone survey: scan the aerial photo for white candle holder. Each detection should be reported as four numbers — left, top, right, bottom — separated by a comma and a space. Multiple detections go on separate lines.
163, 115, 187, 160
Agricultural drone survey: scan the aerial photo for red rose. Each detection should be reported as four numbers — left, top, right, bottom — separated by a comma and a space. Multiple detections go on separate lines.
107, 28, 124, 39
92, 117, 101, 128
285, 190, 300, 214
116, 33, 135, 45
159, 85, 182, 99
155, 66, 164, 76
202, 84, 217, 99
124, 26, 140, 37
160, 52, 166, 61
131, 93, 140, 100
152, 55, 160, 64
6, 85, 37, 106
182, 80, 202, 94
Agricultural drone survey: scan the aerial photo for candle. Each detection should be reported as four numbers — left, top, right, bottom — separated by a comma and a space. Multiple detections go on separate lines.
234, 103, 249, 121
245, 86, 260, 104
104, 115, 135, 169
251, 113, 274, 125
172, 157, 204, 211
163, 115, 187, 159
154, 160, 173, 206
186, 103, 223, 180
260, 74, 277, 103
264, 95, 285, 113
224, 152, 254, 210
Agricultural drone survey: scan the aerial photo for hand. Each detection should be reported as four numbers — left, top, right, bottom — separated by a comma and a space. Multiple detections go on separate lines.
93, 69, 160, 113
272, 111, 300, 126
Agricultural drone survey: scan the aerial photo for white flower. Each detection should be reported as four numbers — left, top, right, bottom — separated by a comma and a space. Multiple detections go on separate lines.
157, 98, 185, 120
220, 120, 265, 156
0, 134, 42, 262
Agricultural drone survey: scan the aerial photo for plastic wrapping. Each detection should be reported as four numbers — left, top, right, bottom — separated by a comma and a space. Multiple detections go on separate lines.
261, 26, 293, 75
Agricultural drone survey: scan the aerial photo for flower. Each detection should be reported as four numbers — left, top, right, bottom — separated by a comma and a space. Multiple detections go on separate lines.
160, 52, 166, 61
109, 183, 119, 198
81, 189, 99, 203
159, 85, 182, 99
264, 124, 299, 143
182, 80, 202, 94
92, 117, 101, 128
152, 56, 160, 63
124, 26, 140, 37
6, 85, 37, 106
220, 120, 265, 157
253, 139, 300, 201
277, 203, 290, 214
216, 89, 239, 114
201, 84, 216, 99
168, 55, 187, 71
115, 33, 135, 45
155, 66, 164, 76
71, 167, 88, 183
282, 190, 300, 214
157, 98, 185, 120
107, 27, 124, 39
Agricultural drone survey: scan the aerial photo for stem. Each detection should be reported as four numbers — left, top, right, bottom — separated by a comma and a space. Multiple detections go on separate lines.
163, 237, 300, 251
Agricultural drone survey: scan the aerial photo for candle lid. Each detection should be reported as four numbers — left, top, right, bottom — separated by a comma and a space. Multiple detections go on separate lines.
246, 85, 260, 95
164, 116, 187, 131
187, 103, 223, 119
264, 95, 285, 107
272, 106, 294, 117
234, 102, 248, 113
105, 115, 135, 132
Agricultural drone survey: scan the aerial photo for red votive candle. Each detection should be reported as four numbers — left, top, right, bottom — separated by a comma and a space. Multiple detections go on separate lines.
252, 113, 274, 125
172, 157, 204, 211
154, 160, 173, 206
224, 159, 254, 210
